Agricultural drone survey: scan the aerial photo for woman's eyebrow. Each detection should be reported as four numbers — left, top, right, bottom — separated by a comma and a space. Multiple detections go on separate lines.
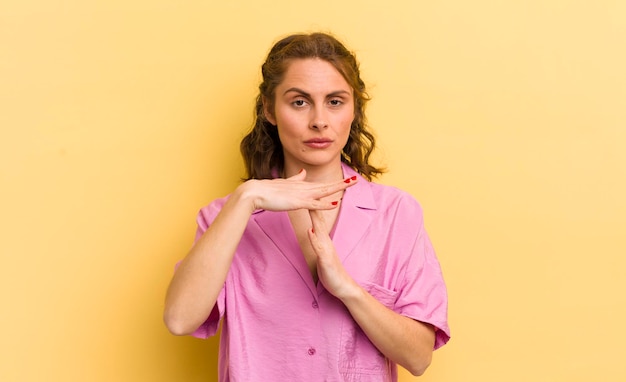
327, 90, 352, 97
283, 87, 351, 97
283, 87, 310, 97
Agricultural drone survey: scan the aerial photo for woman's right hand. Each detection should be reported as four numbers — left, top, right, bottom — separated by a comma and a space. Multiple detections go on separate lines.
164, 169, 357, 336
236, 169, 358, 213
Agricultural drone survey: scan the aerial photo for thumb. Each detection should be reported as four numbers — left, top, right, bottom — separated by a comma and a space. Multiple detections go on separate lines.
287, 168, 307, 181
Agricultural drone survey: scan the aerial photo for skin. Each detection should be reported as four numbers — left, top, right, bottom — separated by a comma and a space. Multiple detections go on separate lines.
164, 58, 436, 376
265, 58, 354, 180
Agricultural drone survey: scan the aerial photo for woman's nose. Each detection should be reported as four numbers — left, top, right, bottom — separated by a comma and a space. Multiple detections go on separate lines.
309, 107, 328, 129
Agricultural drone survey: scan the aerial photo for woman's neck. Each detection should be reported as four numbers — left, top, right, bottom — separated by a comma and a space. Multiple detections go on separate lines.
283, 162, 344, 182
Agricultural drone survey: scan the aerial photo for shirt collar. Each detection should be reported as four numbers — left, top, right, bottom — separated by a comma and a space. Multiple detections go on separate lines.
340, 162, 377, 211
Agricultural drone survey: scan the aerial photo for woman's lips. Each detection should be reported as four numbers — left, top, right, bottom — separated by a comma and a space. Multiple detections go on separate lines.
304, 139, 333, 149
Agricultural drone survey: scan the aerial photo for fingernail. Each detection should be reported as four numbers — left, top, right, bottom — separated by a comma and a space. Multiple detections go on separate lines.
344, 178, 351, 183
331, 201, 338, 206
351, 176, 357, 181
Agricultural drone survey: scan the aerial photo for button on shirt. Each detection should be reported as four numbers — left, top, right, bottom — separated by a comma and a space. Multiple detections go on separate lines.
188, 163, 450, 382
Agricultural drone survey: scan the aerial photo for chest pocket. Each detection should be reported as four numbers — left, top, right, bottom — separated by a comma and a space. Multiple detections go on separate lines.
338, 282, 398, 381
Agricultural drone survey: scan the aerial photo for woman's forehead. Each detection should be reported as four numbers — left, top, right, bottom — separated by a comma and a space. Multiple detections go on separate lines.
279, 58, 352, 94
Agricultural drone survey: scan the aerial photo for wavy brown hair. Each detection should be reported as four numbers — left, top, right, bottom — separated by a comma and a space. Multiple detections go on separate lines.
240, 32, 384, 180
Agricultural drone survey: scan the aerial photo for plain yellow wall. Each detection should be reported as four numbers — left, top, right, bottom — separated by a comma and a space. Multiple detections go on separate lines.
1, 1, 625, 381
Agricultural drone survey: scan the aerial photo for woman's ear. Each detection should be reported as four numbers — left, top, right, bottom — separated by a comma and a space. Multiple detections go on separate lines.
263, 96, 277, 125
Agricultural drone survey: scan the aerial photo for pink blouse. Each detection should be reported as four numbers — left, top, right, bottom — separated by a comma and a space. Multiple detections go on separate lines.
188, 163, 450, 381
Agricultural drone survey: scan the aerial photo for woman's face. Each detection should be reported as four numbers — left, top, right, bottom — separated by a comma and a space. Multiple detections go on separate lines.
265, 58, 355, 175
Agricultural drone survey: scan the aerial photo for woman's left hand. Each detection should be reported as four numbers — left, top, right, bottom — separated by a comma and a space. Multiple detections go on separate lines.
308, 210, 436, 376
307, 209, 360, 300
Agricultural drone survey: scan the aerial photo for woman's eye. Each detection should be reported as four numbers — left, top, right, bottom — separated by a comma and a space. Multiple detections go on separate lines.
292, 99, 307, 107
329, 99, 343, 106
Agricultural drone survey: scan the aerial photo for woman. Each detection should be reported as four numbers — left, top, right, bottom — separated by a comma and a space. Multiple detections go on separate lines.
164, 32, 450, 381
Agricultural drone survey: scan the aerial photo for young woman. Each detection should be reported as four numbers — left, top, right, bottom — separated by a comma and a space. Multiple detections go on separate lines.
164, 32, 450, 381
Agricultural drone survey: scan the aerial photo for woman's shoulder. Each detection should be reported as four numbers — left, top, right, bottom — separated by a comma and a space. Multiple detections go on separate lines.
360, 181, 428, 233
196, 194, 232, 226
365, 180, 424, 211
344, 163, 422, 209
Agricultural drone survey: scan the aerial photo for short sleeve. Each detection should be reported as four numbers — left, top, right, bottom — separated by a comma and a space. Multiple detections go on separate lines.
178, 198, 229, 339
394, 198, 450, 350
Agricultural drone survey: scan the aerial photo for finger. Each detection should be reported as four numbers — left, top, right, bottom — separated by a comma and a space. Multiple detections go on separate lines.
306, 199, 340, 211
315, 175, 359, 198
309, 209, 328, 234
306, 222, 326, 255
286, 168, 307, 181
306, 226, 320, 253
305, 176, 358, 209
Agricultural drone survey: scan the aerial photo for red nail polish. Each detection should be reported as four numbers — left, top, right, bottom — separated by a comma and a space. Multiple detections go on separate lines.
351, 176, 357, 181
331, 201, 338, 206
344, 178, 351, 183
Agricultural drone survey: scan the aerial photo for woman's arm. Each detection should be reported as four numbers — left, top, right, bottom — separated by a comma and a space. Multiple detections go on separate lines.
163, 170, 355, 336
339, 285, 435, 376
163, 185, 256, 336
308, 209, 436, 376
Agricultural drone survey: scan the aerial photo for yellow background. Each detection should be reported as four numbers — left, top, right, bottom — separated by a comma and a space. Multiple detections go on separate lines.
1, 1, 625, 381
